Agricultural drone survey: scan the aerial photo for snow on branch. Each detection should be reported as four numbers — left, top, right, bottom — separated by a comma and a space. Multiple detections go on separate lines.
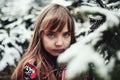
57, 5, 120, 80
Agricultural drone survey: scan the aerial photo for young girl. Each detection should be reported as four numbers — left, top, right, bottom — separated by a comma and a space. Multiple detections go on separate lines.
11, 4, 76, 80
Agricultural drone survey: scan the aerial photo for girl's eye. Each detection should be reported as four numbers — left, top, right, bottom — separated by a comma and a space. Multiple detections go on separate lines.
47, 32, 55, 38
63, 32, 71, 38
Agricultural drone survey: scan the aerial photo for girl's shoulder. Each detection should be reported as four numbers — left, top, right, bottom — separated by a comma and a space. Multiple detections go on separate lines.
23, 59, 38, 80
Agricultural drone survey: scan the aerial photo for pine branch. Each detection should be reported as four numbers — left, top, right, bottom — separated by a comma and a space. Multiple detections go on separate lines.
96, 0, 107, 8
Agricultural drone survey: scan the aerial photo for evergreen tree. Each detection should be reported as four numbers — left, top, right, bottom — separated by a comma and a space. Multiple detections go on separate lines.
58, 0, 120, 80
0, 0, 43, 79
0, 0, 120, 80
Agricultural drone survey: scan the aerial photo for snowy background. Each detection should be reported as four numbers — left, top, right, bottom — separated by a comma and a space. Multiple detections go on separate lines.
0, 0, 120, 80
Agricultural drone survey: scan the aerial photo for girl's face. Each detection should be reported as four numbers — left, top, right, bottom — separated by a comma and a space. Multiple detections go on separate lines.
42, 25, 71, 56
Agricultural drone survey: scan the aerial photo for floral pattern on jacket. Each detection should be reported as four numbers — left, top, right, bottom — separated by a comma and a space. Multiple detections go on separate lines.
23, 61, 66, 80
24, 62, 38, 80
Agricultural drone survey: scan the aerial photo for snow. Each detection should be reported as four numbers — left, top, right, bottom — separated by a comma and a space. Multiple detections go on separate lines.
0, 46, 21, 71
74, 5, 119, 28
0, 0, 120, 80
58, 4, 120, 80
117, 51, 120, 60
58, 29, 108, 79
1, 0, 34, 17
0, 0, 35, 71
51, 0, 72, 6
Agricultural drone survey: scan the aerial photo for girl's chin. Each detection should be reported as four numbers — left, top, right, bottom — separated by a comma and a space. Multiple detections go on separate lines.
51, 53, 61, 56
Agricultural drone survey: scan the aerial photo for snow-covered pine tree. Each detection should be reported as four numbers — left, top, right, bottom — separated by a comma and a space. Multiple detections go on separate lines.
58, 0, 120, 80
0, 0, 43, 79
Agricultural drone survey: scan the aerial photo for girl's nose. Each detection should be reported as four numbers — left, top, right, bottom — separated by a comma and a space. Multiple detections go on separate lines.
55, 37, 64, 47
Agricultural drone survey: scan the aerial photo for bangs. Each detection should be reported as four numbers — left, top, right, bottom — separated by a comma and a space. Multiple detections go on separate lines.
40, 6, 74, 32
41, 17, 65, 32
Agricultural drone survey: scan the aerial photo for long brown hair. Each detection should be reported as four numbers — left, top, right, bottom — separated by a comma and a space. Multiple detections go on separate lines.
11, 4, 76, 80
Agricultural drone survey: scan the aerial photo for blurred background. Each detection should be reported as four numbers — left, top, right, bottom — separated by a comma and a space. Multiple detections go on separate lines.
0, 0, 120, 80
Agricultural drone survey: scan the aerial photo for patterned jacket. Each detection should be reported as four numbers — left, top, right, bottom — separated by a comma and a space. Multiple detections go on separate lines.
23, 60, 93, 80
23, 60, 66, 80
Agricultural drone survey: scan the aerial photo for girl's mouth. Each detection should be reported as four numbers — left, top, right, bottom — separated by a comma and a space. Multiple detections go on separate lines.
53, 49, 65, 53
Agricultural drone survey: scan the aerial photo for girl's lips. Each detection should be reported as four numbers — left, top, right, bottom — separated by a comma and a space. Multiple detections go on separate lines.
53, 49, 65, 53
